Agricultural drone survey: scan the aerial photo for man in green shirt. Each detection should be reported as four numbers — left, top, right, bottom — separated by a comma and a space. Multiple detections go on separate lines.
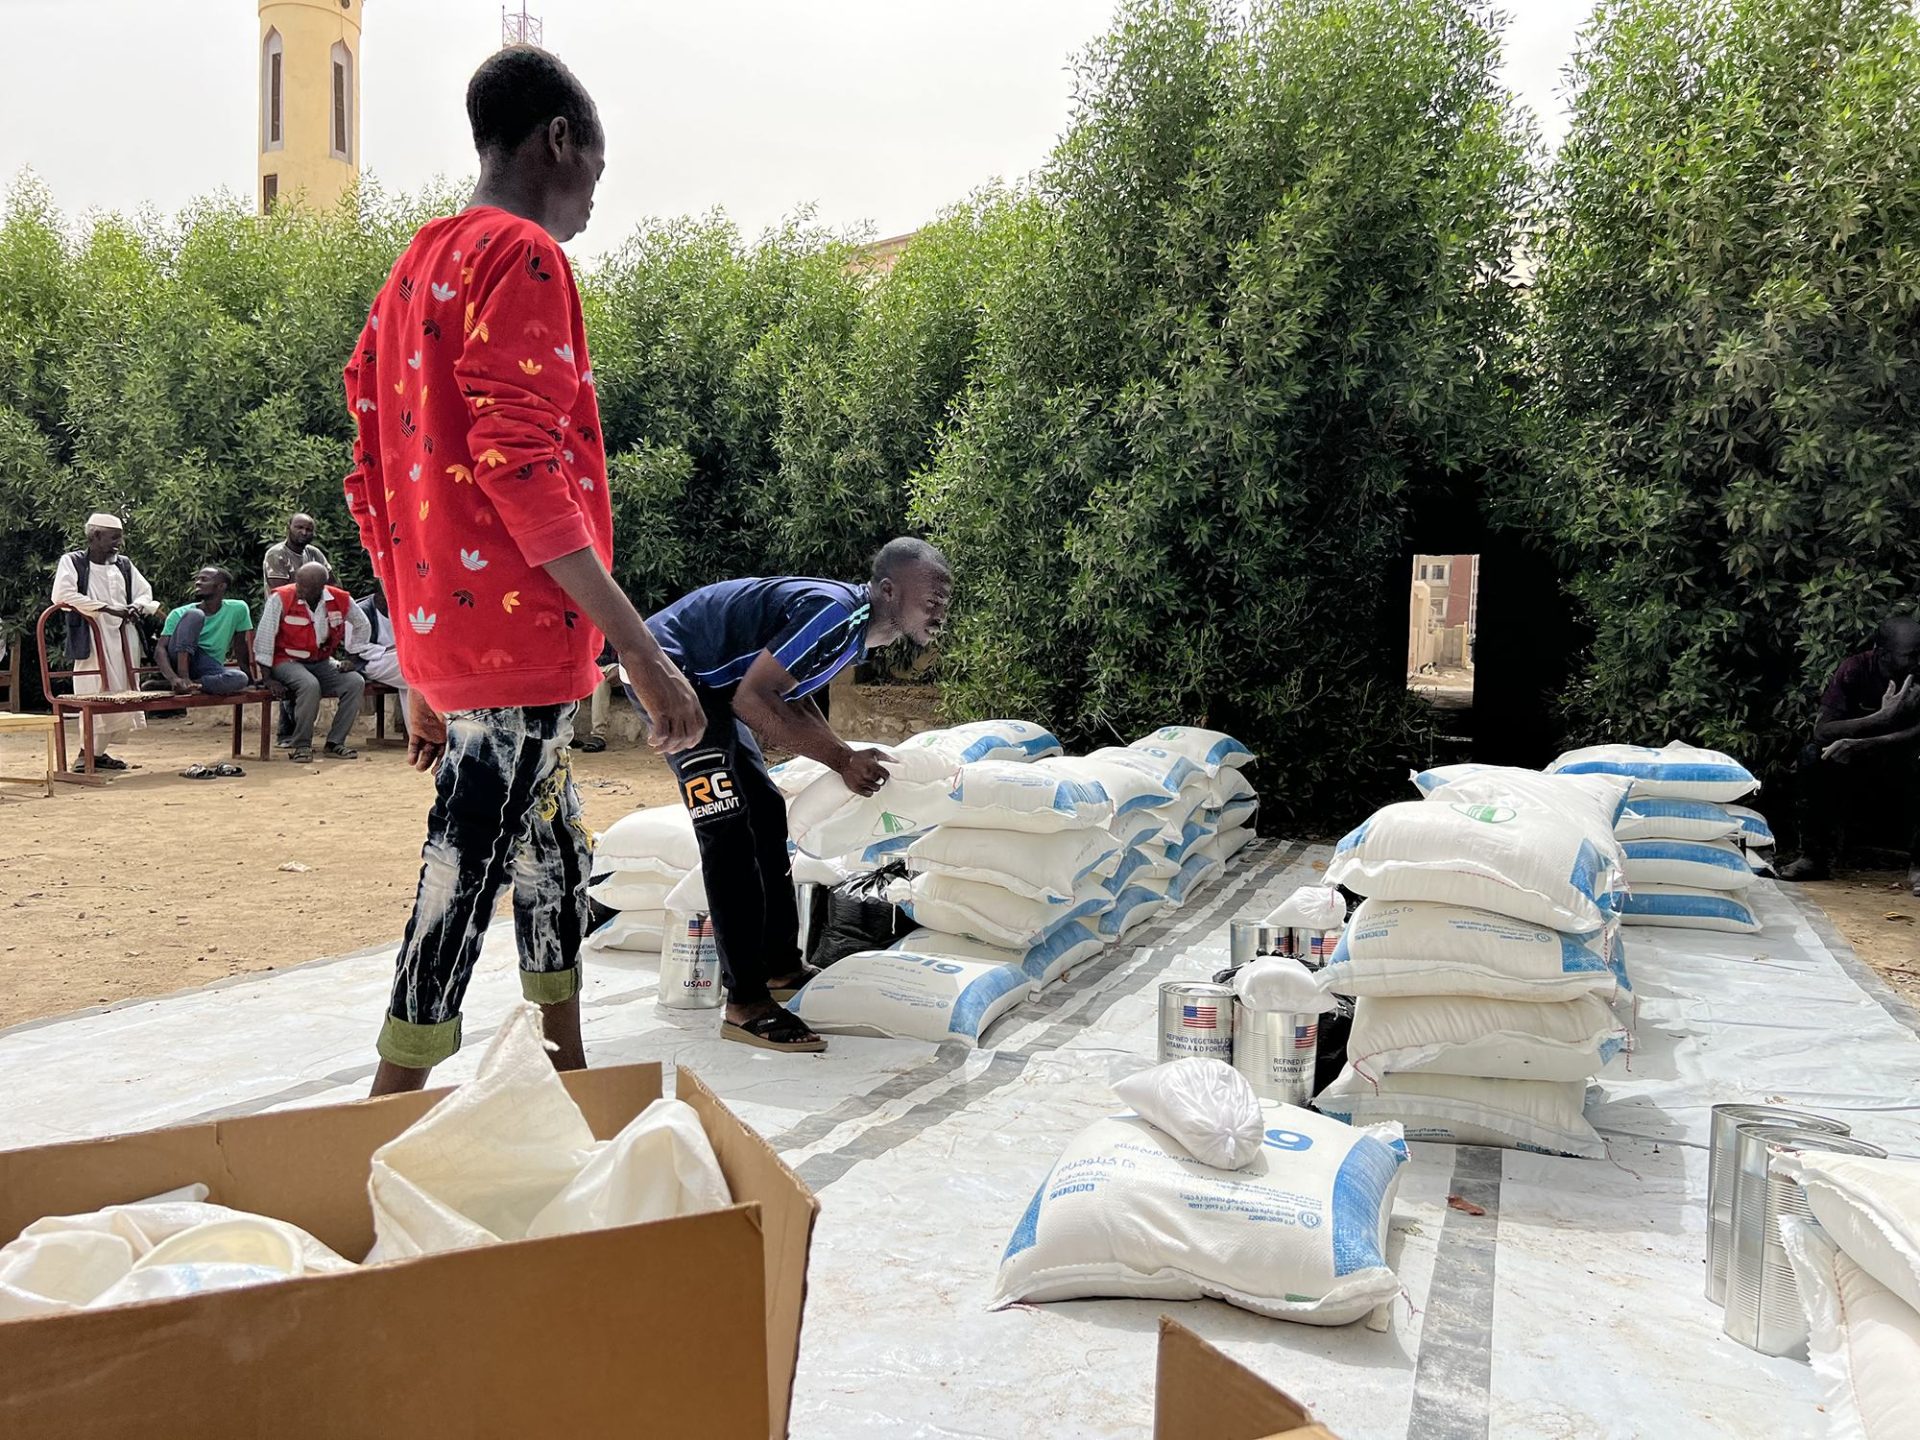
155, 567, 258, 696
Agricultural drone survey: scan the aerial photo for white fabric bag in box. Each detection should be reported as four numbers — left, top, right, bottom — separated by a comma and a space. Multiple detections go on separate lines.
1621, 838, 1755, 891
787, 949, 1030, 1047
787, 748, 962, 857
889, 871, 1107, 951
1131, 725, 1254, 777
993, 1102, 1405, 1325
1773, 1151, 1920, 1317
892, 921, 1107, 989
905, 826, 1119, 903
1547, 741, 1758, 802
1112, 1059, 1265, 1171
893, 719, 1063, 764
1326, 799, 1623, 933
368, 1004, 731, 1261
1321, 899, 1624, 1002
1347, 993, 1627, 1083
593, 804, 700, 879
1619, 884, 1760, 932
1781, 1219, 1920, 1440
1315, 1066, 1605, 1159
1613, 797, 1744, 842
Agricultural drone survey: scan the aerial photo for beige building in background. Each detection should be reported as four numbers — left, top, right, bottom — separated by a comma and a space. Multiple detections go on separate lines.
259, 0, 363, 213
1408, 553, 1478, 677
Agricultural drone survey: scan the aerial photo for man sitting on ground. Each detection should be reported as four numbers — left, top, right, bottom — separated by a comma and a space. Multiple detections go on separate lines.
254, 561, 368, 763
641, 537, 952, 1052
1780, 615, 1920, 896
155, 568, 257, 696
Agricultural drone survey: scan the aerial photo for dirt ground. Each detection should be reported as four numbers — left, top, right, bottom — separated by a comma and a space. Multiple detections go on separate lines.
2, 690, 1913, 1027
0, 680, 944, 1029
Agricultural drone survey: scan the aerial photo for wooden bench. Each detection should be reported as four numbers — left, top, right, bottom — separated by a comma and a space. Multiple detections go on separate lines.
35, 605, 273, 785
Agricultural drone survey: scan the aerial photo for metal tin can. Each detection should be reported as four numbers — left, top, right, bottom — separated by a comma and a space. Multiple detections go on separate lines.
1705, 1103, 1849, 1303
1233, 1008, 1319, 1106
1228, 919, 1338, 973
1723, 1126, 1886, 1357
658, 908, 725, 1010
1157, 981, 1235, 1064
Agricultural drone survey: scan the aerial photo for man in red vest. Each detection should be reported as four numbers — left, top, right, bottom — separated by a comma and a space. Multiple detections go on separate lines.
253, 561, 367, 764
343, 45, 702, 1094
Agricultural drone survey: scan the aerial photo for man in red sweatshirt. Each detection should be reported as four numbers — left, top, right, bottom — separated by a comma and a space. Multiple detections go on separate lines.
343, 45, 702, 1095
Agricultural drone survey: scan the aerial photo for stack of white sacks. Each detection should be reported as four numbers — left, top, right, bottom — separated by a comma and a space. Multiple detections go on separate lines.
1775, 1152, 1920, 1440
575, 721, 1262, 1047
787, 724, 1259, 1047
1547, 742, 1770, 934
1315, 764, 1636, 1160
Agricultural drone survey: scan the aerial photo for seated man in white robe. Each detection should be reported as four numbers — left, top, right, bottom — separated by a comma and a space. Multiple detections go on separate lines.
49, 512, 161, 772
345, 579, 409, 734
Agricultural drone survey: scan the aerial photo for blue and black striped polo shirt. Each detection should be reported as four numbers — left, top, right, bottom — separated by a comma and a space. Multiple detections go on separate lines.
646, 577, 871, 700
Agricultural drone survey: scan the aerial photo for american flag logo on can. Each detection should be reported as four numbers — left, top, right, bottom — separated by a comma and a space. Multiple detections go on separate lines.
1158, 981, 1234, 1063
1181, 1003, 1218, 1028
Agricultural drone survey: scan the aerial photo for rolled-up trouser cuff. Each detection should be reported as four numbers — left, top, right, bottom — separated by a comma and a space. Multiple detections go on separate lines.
520, 963, 581, 1006
377, 1014, 463, 1070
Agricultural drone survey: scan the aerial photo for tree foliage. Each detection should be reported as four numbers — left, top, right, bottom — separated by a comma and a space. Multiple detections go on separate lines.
916, 0, 1533, 819
1530, 0, 1920, 773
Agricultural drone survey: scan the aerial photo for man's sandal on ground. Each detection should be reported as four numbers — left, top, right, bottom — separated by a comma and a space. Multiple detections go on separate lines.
768, 966, 821, 1003
323, 742, 358, 759
179, 762, 245, 780
288, 746, 314, 764
722, 1006, 827, 1053
575, 735, 607, 753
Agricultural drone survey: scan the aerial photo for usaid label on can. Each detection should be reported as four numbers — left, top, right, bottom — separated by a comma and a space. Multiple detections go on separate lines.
1158, 981, 1234, 1064
659, 909, 725, 1010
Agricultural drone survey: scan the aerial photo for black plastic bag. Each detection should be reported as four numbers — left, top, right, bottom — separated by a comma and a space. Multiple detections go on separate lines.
806, 861, 913, 969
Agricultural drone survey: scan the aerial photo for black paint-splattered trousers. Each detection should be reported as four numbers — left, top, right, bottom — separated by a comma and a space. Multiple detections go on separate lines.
377, 703, 591, 1068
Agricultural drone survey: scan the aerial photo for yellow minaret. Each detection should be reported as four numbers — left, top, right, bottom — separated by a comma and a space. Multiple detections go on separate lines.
258, 0, 363, 213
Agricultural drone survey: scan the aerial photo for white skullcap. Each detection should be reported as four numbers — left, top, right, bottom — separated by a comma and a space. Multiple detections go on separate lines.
85, 512, 123, 530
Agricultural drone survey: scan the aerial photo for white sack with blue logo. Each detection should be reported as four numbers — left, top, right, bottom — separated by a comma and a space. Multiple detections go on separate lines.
787, 749, 964, 857
1621, 838, 1756, 891
1414, 767, 1633, 860
1613, 797, 1745, 843
787, 950, 1031, 1047
1619, 883, 1761, 932
1036, 753, 1191, 819
890, 922, 1106, 989
1079, 745, 1207, 798
1322, 899, 1628, 1003
888, 871, 1110, 951
1346, 992, 1628, 1084
1316, 1066, 1605, 1159
992, 1103, 1406, 1325
1326, 799, 1624, 934
905, 826, 1121, 903
893, 719, 1063, 765
1129, 726, 1255, 778
941, 759, 1118, 834
1547, 741, 1758, 803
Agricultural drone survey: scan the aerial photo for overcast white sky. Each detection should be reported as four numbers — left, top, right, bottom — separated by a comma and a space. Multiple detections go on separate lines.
0, 1, 1592, 257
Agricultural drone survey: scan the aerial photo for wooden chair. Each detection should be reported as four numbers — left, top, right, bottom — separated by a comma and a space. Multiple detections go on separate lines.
0, 632, 21, 713
35, 606, 274, 785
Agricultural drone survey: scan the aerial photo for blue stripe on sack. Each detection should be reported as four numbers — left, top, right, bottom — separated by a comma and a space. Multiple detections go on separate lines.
1626, 797, 1728, 826
1053, 778, 1110, 813
1624, 839, 1748, 874
1622, 891, 1757, 924
1558, 758, 1752, 785
1205, 737, 1253, 768
1736, 812, 1775, 844
1557, 933, 1610, 974
1099, 886, 1165, 937
1022, 920, 1100, 982
1598, 1033, 1626, 1066
1104, 848, 1152, 894
1329, 1134, 1406, 1276
1335, 818, 1371, 856
1020, 732, 1063, 757
1003, 1170, 1053, 1260
1568, 838, 1603, 905
949, 964, 1029, 1036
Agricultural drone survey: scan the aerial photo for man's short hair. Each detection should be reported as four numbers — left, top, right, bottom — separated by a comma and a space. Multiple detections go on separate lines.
1877, 615, 1920, 649
871, 537, 949, 584
467, 45, 600, 155
201, 566, 232, 588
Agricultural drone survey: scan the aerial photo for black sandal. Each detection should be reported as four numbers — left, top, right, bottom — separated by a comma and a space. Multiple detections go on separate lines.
721, 1006, 827, 1053
576, 735, 607, 753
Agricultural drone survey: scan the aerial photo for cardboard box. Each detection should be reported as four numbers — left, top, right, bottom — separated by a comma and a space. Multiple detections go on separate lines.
1154, 1318, 1343, 1440
0, 1064, 817, 1439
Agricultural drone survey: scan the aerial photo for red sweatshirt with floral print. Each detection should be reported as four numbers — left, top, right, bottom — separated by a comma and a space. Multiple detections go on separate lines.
342, 207, 609, 713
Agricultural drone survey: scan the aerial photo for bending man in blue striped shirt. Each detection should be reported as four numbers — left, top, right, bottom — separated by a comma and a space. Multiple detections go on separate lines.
643, 538, 952, 1052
